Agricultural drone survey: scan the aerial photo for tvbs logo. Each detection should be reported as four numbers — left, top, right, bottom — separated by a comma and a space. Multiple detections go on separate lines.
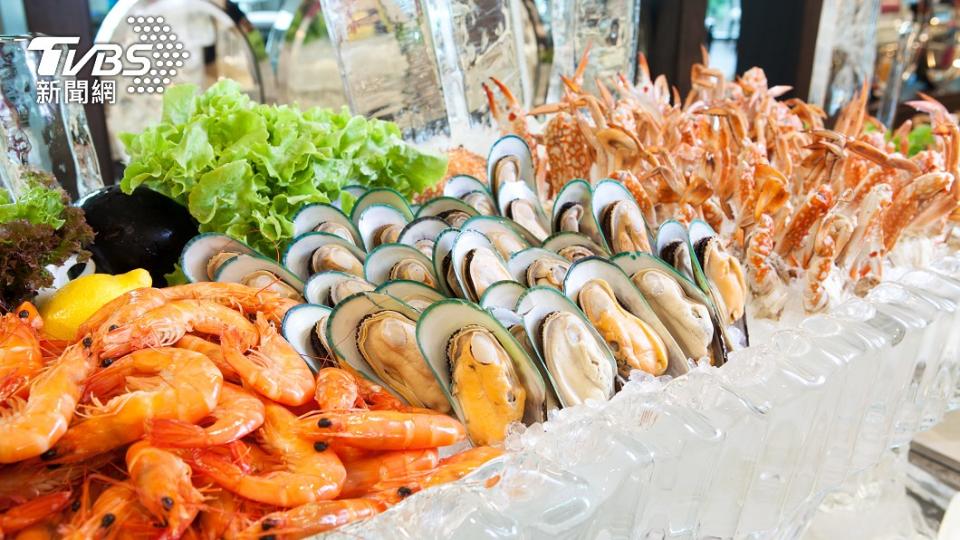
28, 16, 187, 94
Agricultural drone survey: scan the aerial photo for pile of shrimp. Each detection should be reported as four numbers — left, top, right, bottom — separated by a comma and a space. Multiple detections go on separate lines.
0, 283, 501, 539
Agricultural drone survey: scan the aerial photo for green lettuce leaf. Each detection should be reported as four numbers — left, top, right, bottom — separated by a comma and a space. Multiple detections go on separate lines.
120, 80, 447, 254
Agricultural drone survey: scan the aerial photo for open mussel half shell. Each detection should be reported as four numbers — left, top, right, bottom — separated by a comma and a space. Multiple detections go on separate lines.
451, 230, 517, 302
283, 232, 366, 281
292, 203, 362, 246
487, 135, 537, 201
563, 257, 690, 377
542, 232, 611, 263
614, 252, 727, 366
497, 181, 550, 242
214, 254, 304, 301
461, 215, 534, 259
444, 175, 498, 216
592, 179, 653, 255
364, 243, 439, 289
507, 248, 570, 290
350, 188, 415, 224
281, 303, 334, 373
180, 233, 258, 283
327, 292, 451, 413
416, 197, 479, 229
479, 280, 527, 313
375, 280, 446, 312
398, 216, 448, 258
304, 270, 376, 307
517, 287, 616, 407
656, 220, 697, 283
551, 180, 604, 244
689, 219, 749, 348
356, 204, 411, 252
417, 299, 547, 445
432, 228, 465, 298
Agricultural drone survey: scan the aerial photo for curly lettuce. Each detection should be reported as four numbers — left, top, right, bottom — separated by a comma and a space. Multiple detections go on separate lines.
0, 172, 93, 309
120, 80, 447, 254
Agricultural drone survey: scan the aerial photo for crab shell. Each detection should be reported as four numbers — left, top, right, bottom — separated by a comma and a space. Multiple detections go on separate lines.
327, 292, 451, 414
417, 299, 547, 446
517, 286, 616, 407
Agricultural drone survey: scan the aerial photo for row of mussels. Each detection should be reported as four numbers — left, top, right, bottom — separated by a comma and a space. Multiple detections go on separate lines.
177, 135, 751, 446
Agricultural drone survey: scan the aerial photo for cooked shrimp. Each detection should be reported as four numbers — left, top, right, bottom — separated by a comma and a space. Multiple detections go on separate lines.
99, 300, 258, 359
79, 287, 168, 343
236, 492, 403, 540
299, 410, 466, 450
0, 303, 44, 400
126, 441, 203, 539
0, 343, 96, 464
196, 489, 250, 540
374, 446, 503, 491
221, 314, 314, 407
313, 368, 412, 412
46, 348, 221, 463
174, 335, 240, 383
147, 382, 265, 448
60, 482, 140, 540
340, 449, 439, 498
162, 282, 298, 326
0, 491, 71, 537
189, 401, 345, 507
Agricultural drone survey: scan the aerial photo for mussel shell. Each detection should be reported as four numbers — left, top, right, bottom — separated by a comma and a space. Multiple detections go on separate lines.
497, 181, 550, 242
451, 230, 516, 302
562, 257, 691, 377
356, 204, 410, 252
375, 280, 446, 311
416, 197, 479, 228
613, 252, 727, 366
432, 228, 463, 297
417, 299, 548, 441
304, 270, 376, 306
542, 231, 610, 262
460, 215, 534, 259
292, 203, 362, 244
283, 232, 366, 281
479, 280, 527, 313
213, 254, 305, 299
551, 180, 604, 245
364, 243, 439, 289
591, 179, 652, 254
180, 233, 257, 283
689, 219, 750, 348
486, 135, 537, 200
656, 220, 696, 282
398, 216, 448, 258
281, 303, 334, 372
350, 188, 414, 223
516, 286, 616, 407
507, 247, 570, 289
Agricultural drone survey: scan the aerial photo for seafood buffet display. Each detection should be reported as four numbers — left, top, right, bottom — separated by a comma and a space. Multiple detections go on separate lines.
3, 46, 960, 538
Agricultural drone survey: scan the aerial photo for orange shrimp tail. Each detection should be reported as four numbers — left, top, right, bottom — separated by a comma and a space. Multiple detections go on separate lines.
0, 490, 72, 533
145, 419, 213, 449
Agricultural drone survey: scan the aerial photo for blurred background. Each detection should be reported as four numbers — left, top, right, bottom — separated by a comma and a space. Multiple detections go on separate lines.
5, 0, 959, 187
